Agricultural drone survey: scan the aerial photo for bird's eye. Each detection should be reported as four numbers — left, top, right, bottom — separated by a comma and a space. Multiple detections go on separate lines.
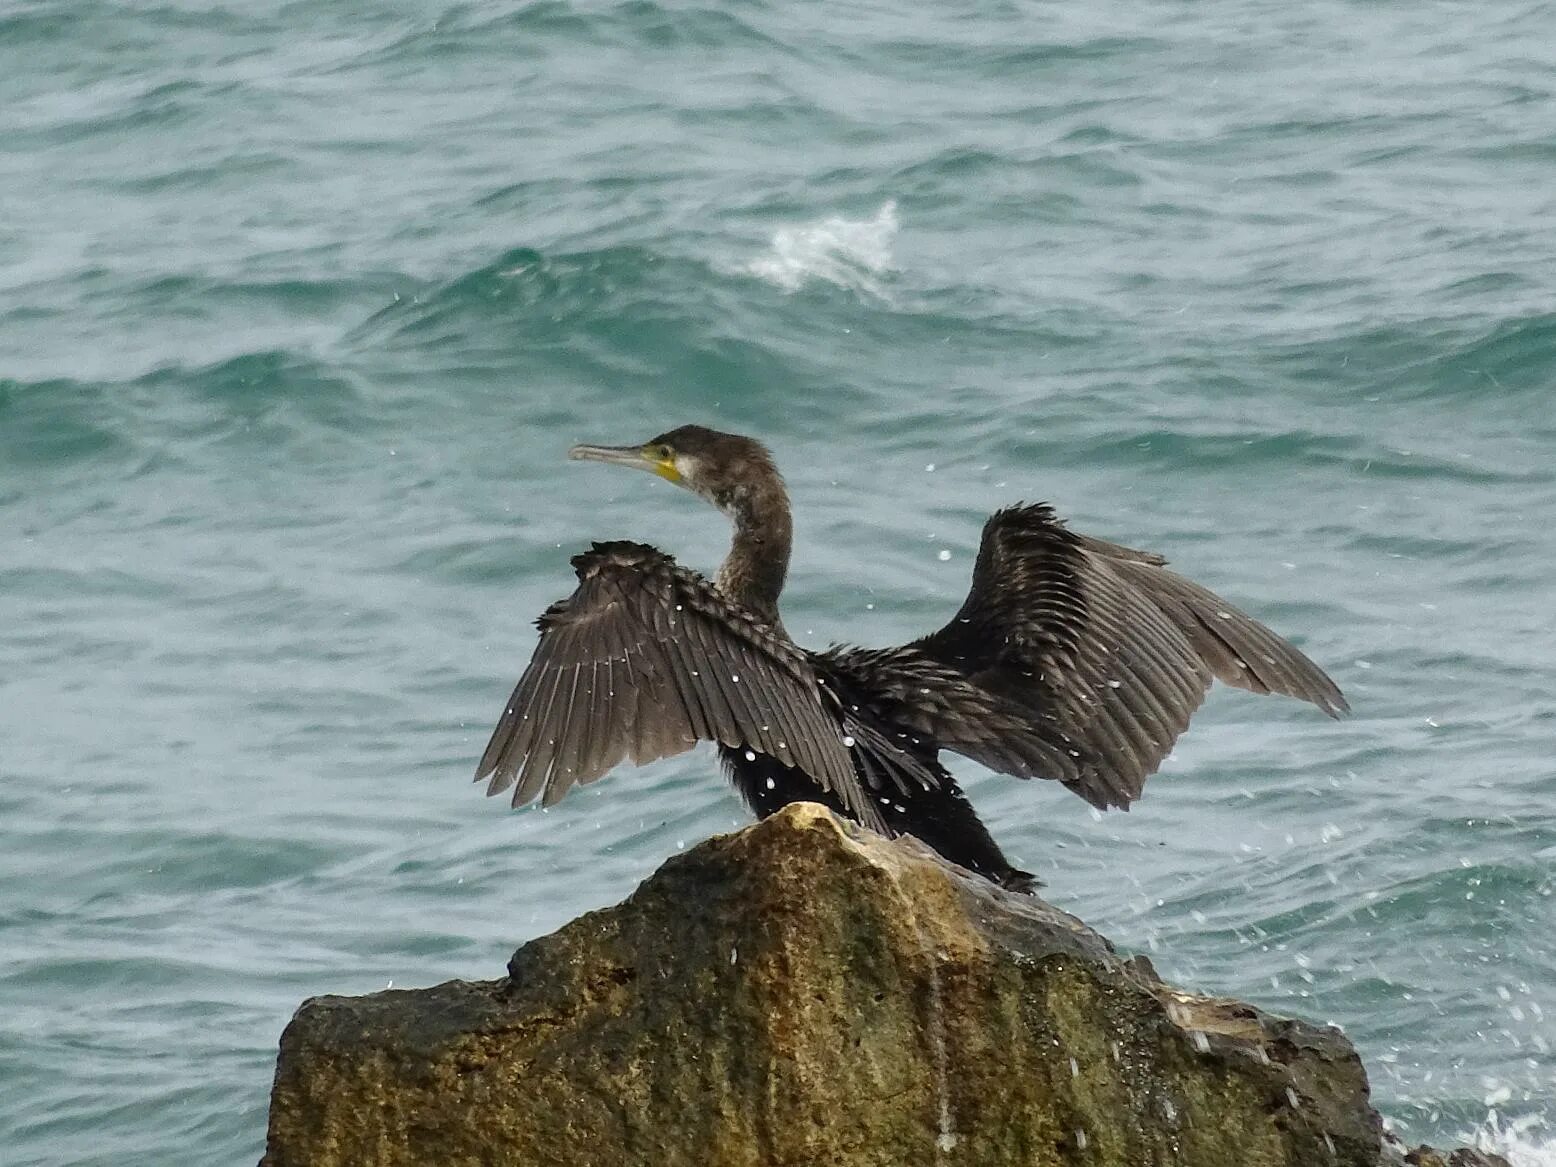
657, 445, 673, 460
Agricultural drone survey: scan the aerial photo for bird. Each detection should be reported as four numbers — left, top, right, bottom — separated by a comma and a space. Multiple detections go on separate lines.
474, 424, 1347, 892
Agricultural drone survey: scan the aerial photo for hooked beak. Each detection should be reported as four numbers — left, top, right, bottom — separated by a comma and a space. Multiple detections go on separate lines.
569, 442, 682, 483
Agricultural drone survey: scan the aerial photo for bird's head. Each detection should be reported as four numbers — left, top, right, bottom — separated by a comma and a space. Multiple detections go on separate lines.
569, 425, 784, 517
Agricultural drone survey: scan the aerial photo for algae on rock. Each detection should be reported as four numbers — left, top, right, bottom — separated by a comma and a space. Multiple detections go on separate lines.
262, 804, 1503, 1167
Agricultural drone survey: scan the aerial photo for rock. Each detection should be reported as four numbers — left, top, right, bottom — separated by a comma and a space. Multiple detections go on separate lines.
262, 803, 1498, 1167
1391, 1143, 1512, 1167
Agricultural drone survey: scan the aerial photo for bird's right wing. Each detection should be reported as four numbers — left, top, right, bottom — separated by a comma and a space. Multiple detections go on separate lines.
475, 541, 884, 831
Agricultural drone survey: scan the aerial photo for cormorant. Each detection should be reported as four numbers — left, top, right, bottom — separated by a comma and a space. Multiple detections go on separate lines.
475, 425, 1346, 891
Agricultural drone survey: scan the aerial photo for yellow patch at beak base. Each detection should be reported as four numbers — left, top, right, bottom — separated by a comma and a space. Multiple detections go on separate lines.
643, 449, 681, 483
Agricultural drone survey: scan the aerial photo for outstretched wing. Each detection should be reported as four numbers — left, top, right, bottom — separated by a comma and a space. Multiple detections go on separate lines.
1076, 532, 1349, 715
814, 644, 1088, 792
475, 541, 884, 831
913, 504, 1346, 810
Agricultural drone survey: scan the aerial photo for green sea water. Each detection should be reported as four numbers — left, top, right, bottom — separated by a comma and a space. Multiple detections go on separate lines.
3, 2, 1555, 1163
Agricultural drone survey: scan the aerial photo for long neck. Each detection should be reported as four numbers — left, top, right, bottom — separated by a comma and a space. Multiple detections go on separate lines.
713, 480, 792, 629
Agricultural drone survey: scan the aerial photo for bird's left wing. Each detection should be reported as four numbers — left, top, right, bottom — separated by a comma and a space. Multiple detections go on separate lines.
1076, 533, 1348, 715
475, 541, 885, 831
911, 503, 1345, 810
814, 645, 1088, 791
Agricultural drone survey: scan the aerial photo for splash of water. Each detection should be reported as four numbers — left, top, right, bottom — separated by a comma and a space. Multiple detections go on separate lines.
1463, 1112, 1556, 1167
744, 200, 899, 299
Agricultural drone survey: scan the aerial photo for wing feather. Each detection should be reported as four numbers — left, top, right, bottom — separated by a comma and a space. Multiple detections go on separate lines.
547, 660, 594, 801
662, 633, 716, 743
585, 655, 618, 780
814, 646, 1086, 791
1075, 531, 1346, 714
682, 618, 740, 742
913, 503, 1345, 808
476, 541, 872, 823
513, 657, 570, 805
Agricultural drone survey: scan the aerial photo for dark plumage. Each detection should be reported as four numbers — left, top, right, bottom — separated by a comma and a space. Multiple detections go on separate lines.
475, 424, 1347, 891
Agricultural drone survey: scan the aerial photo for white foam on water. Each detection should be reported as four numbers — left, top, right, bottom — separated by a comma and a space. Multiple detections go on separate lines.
1462, 1112, 1556, 1167
744, 200, 899, 299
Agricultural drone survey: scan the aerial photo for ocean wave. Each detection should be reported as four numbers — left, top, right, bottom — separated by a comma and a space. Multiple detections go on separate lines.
353, 244, 669, 345
1464, 1113, 1556, 1167
1051, 425, 1542, 485
741, 201, 899, 300
0, 349, 367, 484
129, 350, 363, 437
342, 241, 886, 427
330, 0, 791, 74
0, 375, 137, 470
1268, 313, 1556, 405
1422, 313, 1556, 400
345, 243, 725, 391
101, 270, 368, 323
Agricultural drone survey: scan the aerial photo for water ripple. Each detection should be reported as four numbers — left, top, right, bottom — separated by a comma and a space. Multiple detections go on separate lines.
3, 0, 1555, 1162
